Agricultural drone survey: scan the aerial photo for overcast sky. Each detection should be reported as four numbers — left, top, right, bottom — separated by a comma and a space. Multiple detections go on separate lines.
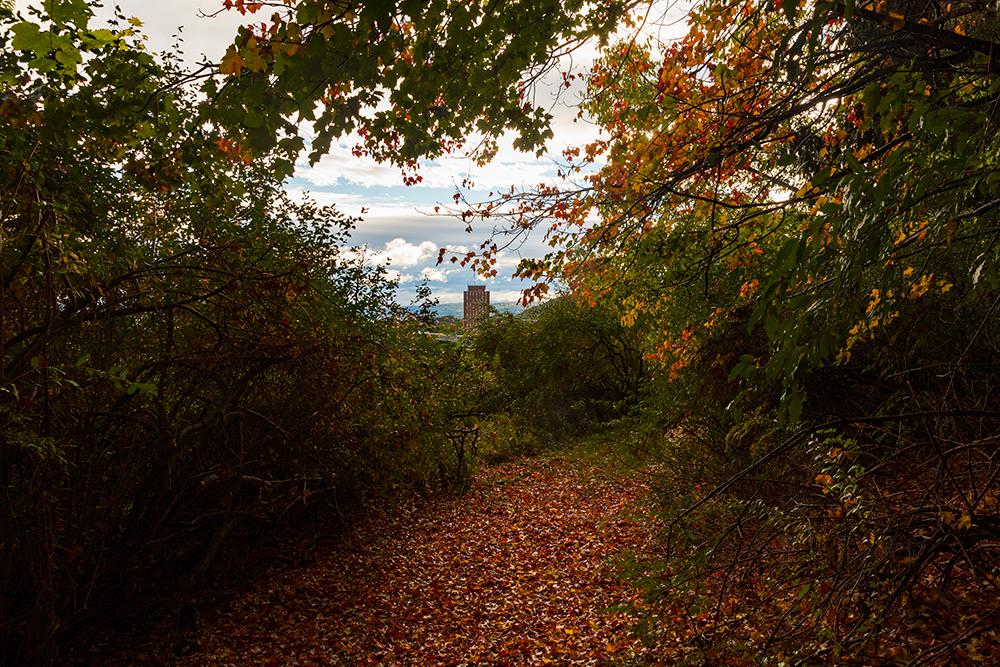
15, 0, 690, 305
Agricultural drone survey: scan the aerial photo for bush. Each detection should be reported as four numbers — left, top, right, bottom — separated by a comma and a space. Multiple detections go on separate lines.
630, 292, 1000, 663
476, 413, 540, 464
0, 13, 481, 663
472, 296, 645, 437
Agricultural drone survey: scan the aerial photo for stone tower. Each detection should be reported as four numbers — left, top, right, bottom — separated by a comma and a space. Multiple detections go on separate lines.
463, 285, 490, 331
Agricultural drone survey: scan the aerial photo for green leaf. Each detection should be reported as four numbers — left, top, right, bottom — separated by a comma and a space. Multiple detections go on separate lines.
727, 354, 758, 382
785, 390, 804, 424
82, 28, 117, 48
47, 0, 93, 28
765, 312, 780, 340
11, 22, 47, 54
861, 83, 881, 117
54, 43, 82, 69
126, 381, 157, 397
364, 0, 397, 33
844, 152, 864, 175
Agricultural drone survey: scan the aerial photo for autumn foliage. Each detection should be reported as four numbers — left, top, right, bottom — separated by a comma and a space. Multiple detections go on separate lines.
461, 0, 1000, 661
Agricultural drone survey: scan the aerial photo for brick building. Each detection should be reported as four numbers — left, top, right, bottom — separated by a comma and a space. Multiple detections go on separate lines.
463, 285, 490, 331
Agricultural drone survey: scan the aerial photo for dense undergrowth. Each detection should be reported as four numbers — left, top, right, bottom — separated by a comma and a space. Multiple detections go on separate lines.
0, 8, 490, 664
471, 296, 645, 460
625, 299, 1000, 664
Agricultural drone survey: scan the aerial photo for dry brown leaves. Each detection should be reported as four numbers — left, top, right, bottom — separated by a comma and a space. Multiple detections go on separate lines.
171, 455, 660, 665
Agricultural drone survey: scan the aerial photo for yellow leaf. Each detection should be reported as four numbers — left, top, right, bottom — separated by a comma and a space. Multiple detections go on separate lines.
220, 49, 244, 76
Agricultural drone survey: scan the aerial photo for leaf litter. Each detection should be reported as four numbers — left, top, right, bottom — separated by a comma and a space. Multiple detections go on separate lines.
152, 455, 662, 665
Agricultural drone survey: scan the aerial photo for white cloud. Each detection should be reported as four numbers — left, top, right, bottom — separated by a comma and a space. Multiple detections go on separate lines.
489, 289, 533, 303
429, 289, 471, 304
382, 268, 415, 284
80, 1, 247, 64
379, 238, 438, 268
345, 237, 443, 271
493, 252, 529, 270
420, 267, 448, 282
284, 187, 370, 214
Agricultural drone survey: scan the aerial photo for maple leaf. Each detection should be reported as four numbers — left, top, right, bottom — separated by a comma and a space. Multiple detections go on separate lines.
220, 48, 244, 76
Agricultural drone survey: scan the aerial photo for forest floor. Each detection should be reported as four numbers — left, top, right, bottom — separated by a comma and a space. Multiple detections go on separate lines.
115, 445, 668, 665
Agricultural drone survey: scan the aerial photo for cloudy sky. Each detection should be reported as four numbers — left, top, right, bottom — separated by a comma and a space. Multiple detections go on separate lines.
16, 0, 689, 305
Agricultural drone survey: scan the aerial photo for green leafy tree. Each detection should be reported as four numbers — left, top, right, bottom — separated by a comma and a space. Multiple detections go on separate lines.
205, 0, 639, 176
0, 3, 492, 662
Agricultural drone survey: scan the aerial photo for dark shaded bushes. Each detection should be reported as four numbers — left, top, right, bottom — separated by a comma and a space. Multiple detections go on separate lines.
471, 296, 645, 442
0, 17, 478, 664
633, 288, 1000, 663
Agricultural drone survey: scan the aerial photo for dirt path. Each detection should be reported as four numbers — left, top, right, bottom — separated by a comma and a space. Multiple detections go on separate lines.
155, 454, 660, 665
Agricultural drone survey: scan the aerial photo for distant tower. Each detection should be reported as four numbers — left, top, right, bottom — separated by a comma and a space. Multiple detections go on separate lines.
463, 285, 490, 331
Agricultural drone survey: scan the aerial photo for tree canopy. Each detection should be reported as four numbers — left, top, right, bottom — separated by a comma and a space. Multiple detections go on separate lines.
203, 0, 640, 179
480, 0, 1000, 410
0, 2, 498, 661
458, 0, 1000, 658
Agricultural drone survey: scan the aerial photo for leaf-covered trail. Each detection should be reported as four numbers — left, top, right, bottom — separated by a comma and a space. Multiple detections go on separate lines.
180, 455, 660, 665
